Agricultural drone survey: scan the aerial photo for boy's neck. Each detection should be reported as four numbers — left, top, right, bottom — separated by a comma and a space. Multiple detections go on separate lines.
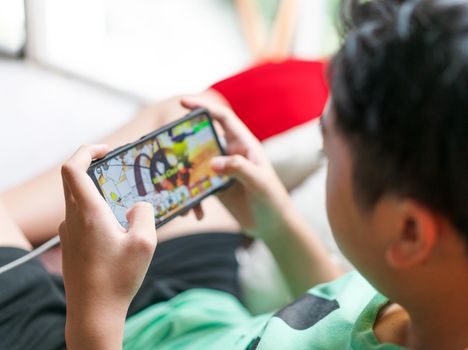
408, 296, 468, 350
375, 294, 468, 350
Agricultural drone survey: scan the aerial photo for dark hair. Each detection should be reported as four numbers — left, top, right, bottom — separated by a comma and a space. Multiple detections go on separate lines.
329, 0, 468, 242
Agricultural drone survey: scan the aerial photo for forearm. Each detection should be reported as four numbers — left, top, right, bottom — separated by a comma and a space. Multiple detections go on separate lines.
66, 299, 127, 350
261, 204, 343, 298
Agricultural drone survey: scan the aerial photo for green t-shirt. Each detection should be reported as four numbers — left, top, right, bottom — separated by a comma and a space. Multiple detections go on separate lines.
123, 272, 407, 349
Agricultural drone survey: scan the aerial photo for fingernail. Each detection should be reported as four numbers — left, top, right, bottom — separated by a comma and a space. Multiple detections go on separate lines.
210, 157, 226, 171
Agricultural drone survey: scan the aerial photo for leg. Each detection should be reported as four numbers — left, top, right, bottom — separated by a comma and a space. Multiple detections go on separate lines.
234, 0, 299, 62
0, 200, 66, 348
0, 200, 31, 250
0, 97, 184, 245
0, 200, 66, 349
128, 232, 243, 317
234, 0, 267, 61
268, 0, 299, 60
1, 93, 240, 246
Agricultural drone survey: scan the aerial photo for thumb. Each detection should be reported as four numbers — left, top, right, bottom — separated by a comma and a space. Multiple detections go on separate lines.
126, 202, 157, 252
211, 155, 264, 190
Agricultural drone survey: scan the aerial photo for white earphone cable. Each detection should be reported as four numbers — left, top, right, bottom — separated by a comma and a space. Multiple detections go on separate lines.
0, 235, 61, 275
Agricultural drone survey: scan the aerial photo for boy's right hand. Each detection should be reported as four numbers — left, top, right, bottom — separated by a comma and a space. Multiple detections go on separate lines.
59, 145, 157, 349
182, 97, 293, 239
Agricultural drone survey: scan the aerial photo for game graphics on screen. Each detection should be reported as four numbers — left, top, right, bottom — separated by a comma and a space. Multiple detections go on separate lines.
91, 115, 228, 227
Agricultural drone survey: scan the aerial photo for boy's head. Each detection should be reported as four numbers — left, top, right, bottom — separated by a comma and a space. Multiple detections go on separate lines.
323, 0, 468, 300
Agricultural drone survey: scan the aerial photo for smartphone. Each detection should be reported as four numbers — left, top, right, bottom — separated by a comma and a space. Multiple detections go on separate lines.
87, 108, 232, 228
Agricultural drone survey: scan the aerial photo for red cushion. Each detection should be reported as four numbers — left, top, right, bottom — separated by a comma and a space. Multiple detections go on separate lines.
211, 59, 329, 141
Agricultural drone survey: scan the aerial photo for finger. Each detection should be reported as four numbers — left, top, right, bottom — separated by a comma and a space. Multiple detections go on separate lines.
181, 97, 258, 145
61, 144, 110, 208
62, 174, 76, 210
126, 202, 157, 250
58, 221, 68, 242
193, 204, 205, 221
211, 155, 263, 190
181, 97, 270, 167
181, 96, 243, 132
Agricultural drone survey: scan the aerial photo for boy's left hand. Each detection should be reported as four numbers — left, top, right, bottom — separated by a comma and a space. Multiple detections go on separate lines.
59, 145, 157, 347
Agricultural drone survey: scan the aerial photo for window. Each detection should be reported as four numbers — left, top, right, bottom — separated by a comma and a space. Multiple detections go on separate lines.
26, 0, 249, 100
0, 0, 26, 56
25, 0, 338, 100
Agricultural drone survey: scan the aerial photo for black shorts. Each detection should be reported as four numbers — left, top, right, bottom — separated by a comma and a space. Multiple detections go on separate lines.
0, 233, 242, 350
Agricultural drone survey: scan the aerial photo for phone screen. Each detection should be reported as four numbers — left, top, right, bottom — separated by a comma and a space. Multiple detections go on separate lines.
88, 111, 231, 228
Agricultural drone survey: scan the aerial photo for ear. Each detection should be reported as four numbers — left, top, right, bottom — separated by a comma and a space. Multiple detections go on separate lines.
385, 200, 438, 269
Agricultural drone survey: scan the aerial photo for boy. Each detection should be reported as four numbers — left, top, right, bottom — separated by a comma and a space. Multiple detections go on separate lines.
1, 0, 467, 349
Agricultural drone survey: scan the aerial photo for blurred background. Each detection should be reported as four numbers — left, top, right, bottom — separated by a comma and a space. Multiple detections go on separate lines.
0, 0, 339, 189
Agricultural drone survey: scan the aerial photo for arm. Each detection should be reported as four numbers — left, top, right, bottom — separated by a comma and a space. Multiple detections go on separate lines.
259, 203, 342, 298
59, 145, 157, 350
182, 98, 343, 297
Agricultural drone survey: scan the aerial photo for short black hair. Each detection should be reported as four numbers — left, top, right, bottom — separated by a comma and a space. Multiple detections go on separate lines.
329, 0, 468, 242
